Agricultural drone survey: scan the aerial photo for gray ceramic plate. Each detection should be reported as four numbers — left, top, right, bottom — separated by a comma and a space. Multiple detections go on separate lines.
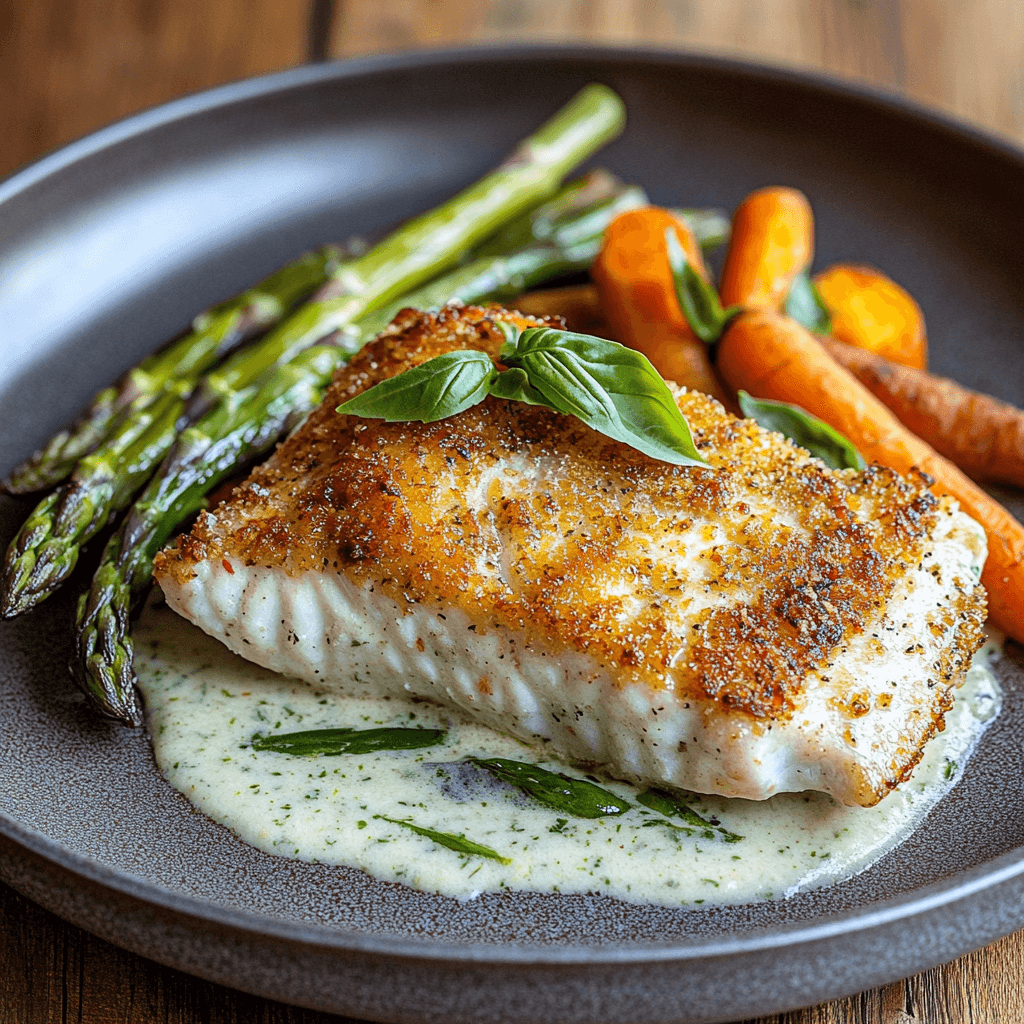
2, 46, 1024, 1024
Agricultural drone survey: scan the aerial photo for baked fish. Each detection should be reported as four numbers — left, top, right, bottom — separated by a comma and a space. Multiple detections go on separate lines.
154, 305, 987, 807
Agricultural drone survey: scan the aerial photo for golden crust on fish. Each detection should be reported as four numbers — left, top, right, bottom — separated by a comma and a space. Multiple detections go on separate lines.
155, 304, 987, 806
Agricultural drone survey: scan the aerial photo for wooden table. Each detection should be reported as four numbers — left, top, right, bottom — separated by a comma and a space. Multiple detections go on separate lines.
2, 2, 1023, 1021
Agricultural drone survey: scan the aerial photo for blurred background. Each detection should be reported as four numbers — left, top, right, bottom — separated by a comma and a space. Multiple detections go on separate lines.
3, 0, 1022, 181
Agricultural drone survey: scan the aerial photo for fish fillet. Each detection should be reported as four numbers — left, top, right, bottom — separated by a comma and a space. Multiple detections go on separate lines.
154, 304, 988, 807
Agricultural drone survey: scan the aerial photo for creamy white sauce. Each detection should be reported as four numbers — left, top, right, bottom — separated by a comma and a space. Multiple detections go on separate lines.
137, 602, 1002, 907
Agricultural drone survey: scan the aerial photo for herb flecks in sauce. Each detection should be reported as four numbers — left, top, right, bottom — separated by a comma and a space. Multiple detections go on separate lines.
135, 604, 1003, 907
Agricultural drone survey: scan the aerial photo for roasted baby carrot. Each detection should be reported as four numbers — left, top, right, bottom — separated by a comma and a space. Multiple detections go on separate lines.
718, 187, 814, 311
815, 264, 928, 369
821, 335, 1024, 487
592, 207, 732, 404
716, 309, 1024, 643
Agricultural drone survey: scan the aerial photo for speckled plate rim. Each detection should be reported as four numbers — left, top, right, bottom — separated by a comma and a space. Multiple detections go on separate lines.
3, 41, 1024, 972
7, 804, 1024, 965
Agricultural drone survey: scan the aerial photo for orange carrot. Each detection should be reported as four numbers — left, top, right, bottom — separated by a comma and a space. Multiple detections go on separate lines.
592, 207, 732, 405
717, 308, 1024, 642
512, 284, 609, 336
815, 264, 928, 369
719, 187, 814, 310
822, 335, 1024, 487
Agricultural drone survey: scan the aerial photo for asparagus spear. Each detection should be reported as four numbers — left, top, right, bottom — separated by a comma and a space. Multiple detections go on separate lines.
472, 167, 627, 257
347, 245, 586, 348
184, 83, 627, 423
2, 247, 341, 495
73, 345, 347, 723
1, 383, 192, 617
3, 388, 120, 496
66, 85, 628, 718
3, 93, 628, 618
68, 190, 647, 719
348, 184, 649, 346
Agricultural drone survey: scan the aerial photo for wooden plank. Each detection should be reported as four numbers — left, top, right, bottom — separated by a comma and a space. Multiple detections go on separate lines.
0, 0, 309, 179
898, 0, 1024, 147
329, 0, 1024, 147
0, 880, 362, 1023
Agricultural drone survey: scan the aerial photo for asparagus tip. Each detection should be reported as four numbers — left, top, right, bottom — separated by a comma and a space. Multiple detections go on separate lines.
71, 650, 144, 727
1, 555, 44, 618
1, 591, 35, 619
1, 475, 36, 497
1, 541, 79, 618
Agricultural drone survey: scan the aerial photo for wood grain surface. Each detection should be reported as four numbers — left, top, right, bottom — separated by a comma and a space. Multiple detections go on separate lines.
2, 1, 1024, 1022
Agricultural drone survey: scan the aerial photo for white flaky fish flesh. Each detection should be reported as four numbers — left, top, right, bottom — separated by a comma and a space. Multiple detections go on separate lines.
154, 305, 988, 807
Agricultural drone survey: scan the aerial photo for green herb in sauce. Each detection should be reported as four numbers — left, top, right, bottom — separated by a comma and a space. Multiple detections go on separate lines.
638, 788, 744, 843
469, 757, 631, 817
250, 726, 447, 755
135, 607, 1004, 908
375, 815, 511, 864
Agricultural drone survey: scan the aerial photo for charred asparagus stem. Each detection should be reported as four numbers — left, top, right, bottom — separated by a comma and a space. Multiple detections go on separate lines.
2, 247, 341, 495
73, 345, 347, 723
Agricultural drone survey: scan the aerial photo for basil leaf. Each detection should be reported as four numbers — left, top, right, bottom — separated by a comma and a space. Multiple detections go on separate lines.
468, 757, 631, 818
638, 788, 743, 842
488, 367, 551, 406
665, 227, 738, 343
502, 326, 709, 467
376, 815, 511, 864
337, 350, 496, 423
637, 787, 697, 820
494, 320, 523, 359
337, 323, 712, 469
785, 270, 832, 334
738, 391, 866, 471
251, 727, 447, 756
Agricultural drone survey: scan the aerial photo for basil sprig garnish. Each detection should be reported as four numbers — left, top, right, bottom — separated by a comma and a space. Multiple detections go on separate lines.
738, 391, 865, 471
338, 323, 710, 468
784, 270, 832, 335
375, 815, 511, 864
665, 227, 740, 343
250, 726, 447, 756
469, 757, 631, 818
